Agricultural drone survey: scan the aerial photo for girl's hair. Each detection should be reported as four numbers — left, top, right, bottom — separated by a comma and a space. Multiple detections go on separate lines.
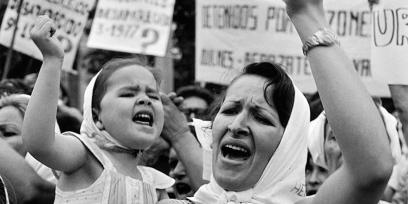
210, 62, 295, 127
0, 94, 30, 118
91, 58, 162, 115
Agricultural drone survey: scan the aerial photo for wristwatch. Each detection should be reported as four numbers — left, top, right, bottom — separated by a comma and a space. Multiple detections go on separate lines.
302, 28, 340, 56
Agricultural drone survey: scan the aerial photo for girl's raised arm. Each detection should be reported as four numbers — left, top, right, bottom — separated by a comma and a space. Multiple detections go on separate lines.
22, 16, 87, 173
281, 0, 393, 204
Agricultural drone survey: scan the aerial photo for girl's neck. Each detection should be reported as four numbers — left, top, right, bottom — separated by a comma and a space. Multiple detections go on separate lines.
102, 149, 142, 180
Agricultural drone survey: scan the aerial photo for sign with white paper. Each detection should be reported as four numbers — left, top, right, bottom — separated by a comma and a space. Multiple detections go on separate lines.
87, 0, 175, 56
0, 0, 95, 71
196, 0, 390, 96
371, 0, 408, 85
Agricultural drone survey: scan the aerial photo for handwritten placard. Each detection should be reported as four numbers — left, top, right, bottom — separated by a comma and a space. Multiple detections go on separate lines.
196, 0, 390, 97
87, 0, 175, 57
371, 0, 408, 85
0, 0, 95, 71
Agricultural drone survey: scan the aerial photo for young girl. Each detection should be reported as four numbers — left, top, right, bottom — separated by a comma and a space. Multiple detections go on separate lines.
22, 16, 174, 203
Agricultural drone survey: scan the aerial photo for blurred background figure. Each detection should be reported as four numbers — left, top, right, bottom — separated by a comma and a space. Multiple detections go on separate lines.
0, 137, 55, 204
0, 94, 59, 184
305, 152, 329, 196
307, 105, 402, 203
0, 94, 56, 204
176, 85, 214, 122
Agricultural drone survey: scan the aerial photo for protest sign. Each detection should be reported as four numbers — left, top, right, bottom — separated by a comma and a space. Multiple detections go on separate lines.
371, 0, 408, 85
0, 0, 95, 71
196, 0, 390, 97
87, 0, 175, 57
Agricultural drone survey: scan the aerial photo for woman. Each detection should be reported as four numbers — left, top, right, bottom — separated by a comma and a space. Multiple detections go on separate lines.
0, 94, 60, 184
159, 0, 393, 203
0, 137, 55, 204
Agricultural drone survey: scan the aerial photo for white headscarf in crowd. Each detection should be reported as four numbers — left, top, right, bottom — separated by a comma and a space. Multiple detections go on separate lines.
308, 106, 402, 169
190, 86, 310, 204
80, 71, 139, 154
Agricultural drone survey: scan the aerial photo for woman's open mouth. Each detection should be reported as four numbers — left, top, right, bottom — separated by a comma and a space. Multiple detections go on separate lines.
221, 143, 251, 161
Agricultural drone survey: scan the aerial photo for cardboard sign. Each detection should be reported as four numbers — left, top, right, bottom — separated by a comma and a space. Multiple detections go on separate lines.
195, 0, 390, 97
87, 0, 175, 57
371, 0, 408, 85
0, 0, 95, 71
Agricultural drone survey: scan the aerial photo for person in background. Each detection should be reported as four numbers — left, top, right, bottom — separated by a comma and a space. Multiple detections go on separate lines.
307, 106, 401, 203
389, 85, 408, 204
0, 137, 55, 204
0, 79, 31, 97
305, 152, 329, 196
0, 94, 60, 184
176, 85, 214, 122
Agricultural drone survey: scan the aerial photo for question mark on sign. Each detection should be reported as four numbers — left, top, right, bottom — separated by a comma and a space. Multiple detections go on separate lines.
57, 35, 73, 53
141, 28, 159, 53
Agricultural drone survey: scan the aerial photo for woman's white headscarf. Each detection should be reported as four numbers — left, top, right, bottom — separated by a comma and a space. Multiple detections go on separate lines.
190, 86, 310, 204
80, 72, 139, 154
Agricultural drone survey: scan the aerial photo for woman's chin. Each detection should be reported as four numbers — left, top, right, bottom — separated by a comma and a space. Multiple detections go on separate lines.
215, 173, 252, 192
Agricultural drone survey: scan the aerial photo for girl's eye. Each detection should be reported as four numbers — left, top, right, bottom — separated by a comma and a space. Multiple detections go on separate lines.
3, 131, 18, 137
148, 94, 160, 100
120, 93, 135, 97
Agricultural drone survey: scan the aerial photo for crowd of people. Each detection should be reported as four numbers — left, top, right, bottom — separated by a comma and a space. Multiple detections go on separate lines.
0, 0, 408, 203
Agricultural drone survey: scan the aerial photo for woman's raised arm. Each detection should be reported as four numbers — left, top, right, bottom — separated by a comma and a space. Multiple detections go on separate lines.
282, 0, 393, 204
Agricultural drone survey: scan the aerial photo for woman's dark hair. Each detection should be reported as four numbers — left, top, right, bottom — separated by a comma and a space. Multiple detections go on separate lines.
210, 62, 295, 127
92, 58, 161, 117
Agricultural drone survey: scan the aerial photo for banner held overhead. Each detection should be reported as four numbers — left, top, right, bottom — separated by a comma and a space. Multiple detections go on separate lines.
0, 0, 95, 71
195, 0, 390, 97
87, 0, 176, 57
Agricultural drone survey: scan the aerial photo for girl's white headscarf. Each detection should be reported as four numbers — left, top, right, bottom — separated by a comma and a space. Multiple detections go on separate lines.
80, 71, 138, 154
190, 86, 310, 204
308, 106, 402, 169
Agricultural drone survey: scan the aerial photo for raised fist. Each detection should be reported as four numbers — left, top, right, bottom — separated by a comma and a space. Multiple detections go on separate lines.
30, 15, 64, 59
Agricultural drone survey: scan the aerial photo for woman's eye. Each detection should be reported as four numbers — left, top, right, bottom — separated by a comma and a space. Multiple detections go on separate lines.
254, 113, 272, 125
221, 107, 238, 115
305, 167, 312, 175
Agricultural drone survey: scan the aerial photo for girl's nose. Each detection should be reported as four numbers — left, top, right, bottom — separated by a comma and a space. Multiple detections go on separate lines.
137, 95, 152, 105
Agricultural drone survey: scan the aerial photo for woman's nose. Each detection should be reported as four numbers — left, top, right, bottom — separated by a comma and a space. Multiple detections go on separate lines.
227, 112, 250, 137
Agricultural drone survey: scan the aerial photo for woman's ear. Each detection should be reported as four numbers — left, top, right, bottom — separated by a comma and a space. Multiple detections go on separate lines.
95, 121, 104, 130
92, 108, 99, 122
92, 108, 104, 130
